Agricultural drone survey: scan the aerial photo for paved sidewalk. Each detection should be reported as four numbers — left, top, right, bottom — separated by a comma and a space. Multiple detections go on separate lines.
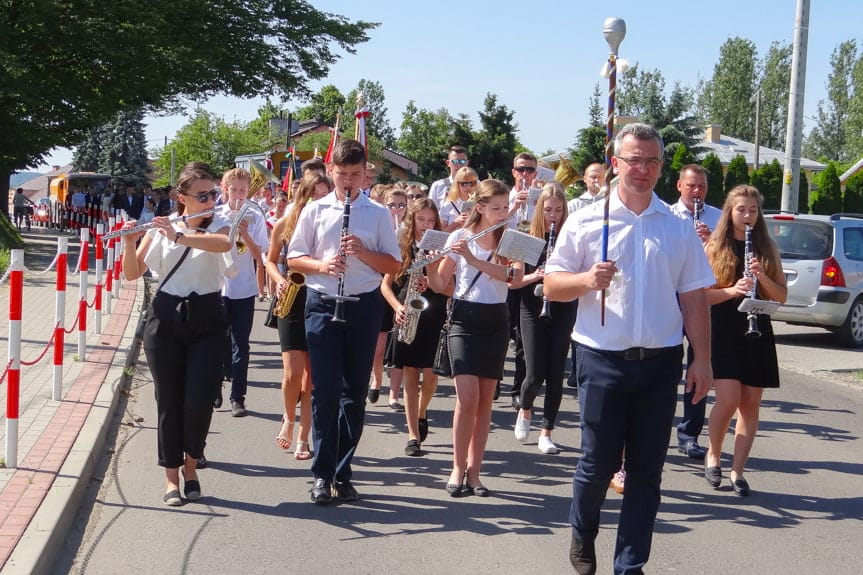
0, 228, 142, 573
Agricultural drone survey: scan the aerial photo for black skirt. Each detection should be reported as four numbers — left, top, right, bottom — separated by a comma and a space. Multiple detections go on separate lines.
448, 300, 509, 379
277, 285, 307, 352
392, 289, 448, 368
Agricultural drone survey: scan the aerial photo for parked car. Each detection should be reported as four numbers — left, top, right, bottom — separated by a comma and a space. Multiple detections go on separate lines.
765, 213, 863, 347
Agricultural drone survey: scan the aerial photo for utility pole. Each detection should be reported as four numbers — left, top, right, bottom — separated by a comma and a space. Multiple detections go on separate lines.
752, 88, 762, 170
780, 0, 810, 214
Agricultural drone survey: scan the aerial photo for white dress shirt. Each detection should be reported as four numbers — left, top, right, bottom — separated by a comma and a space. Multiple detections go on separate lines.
429, 176, 453, 209
567, 189, 608, 214
669, 199, 722, 231
546, 189, 715, 351
288, 191, 401, 296
445, 229, 509, 304
439, 198, 470, 228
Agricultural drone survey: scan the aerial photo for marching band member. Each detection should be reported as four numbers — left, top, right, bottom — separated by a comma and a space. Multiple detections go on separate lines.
510, 183, 576, 454
545, 123, 714, 574
265, 172, 331, 461
121, 161, 232, 506
704, 185, 786, 496
288, 139, 400, 505
381, 199, 450, 456
439, 167, 478, 232
428, 179, 520, 498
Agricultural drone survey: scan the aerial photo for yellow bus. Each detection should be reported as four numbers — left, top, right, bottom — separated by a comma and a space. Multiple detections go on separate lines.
49, 172, 112, 204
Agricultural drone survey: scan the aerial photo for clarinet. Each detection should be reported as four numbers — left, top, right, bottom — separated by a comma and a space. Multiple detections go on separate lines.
693, 197, 703, 229
323, 188, 360, 323
743, 223, 761, 338
536, 222, 556, 318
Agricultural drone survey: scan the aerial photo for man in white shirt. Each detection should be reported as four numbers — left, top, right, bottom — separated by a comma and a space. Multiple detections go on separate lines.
429, 145, 469, 209
669, 164, 722, 460
567, 163, 607, 214
545, 123, 714, 575
288, 139, 401, 505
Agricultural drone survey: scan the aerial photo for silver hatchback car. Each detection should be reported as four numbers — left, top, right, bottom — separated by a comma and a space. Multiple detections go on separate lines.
765, 213, 863, 347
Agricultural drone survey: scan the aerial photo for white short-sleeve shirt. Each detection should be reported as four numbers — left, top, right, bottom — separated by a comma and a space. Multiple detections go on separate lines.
218, 203, 270, 299
669, 199, 722, 231
546, 189, 715, 350
444, 229, 509, 304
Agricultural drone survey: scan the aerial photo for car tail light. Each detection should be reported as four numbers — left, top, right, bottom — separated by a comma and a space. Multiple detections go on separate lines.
772, 215, 795, 220
821, 257, 846, 287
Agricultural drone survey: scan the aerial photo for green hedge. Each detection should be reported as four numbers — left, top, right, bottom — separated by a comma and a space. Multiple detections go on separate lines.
0, 214, 23, 250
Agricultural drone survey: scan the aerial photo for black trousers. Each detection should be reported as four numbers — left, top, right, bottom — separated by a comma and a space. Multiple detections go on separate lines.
144, 291, 227, 468
519, 300, 576, 429
506, 289, 526, 396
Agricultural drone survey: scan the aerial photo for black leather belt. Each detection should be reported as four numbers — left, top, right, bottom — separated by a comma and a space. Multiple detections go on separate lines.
602, 345, 680, 361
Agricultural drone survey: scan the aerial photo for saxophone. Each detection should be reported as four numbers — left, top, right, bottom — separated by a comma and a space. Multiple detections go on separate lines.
397, 256, 430, 344
274, 271, 306, 318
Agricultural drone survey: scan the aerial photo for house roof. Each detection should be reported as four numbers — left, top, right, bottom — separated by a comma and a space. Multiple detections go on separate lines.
840, 156, 863, 184
381, 148, 417, 175
699, 134, 825, 172
19, 164, 72, 201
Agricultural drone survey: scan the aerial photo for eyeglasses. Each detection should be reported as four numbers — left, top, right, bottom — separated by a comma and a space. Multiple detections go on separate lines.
616, 156, 663, 170
513, 166, 537, 174
449, 159, 468, 166
184, 189, 219, 203
386, 202, 407, 210
458, 181, 477, 187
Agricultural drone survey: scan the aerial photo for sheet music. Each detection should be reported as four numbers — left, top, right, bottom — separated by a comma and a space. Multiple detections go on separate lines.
527, 187, 541, 207
496, 228, 546, 266
418, 229, 451, 252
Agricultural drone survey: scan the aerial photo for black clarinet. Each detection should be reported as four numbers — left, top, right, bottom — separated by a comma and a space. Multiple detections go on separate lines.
323, 188, 360, 323
536, 222, 556, 319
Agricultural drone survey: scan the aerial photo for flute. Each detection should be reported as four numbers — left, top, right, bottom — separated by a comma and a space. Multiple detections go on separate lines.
407, 217, 513, 273
322, 189, 360, 323
102, 207, 219, 241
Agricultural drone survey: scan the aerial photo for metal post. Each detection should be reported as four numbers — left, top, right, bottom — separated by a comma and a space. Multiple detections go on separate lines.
781, 0, 810, 214
6, 250, 24, 468
53, 237, 68, 400
753, 88, 762, 170
78, 228, 89, 361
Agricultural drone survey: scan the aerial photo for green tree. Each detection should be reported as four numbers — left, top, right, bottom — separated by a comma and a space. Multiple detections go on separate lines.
805, 40, 858, 161
72, 126, 108, 172
345, 79, 396, 148
700, 37, 758, 141
759, 41, 792, 151
843, 170, 863, 213
150, 109, 261, 185
724, 154, 750, 193
0, 1, 375, 216
396, 101, 454, 181
245, 101, 289, 150
471, 93, 519, 183
701, 153, 726, 207
843, 49, 863, 161
569, 84, 607, 172
798, 170, 810, 214
750, 159, 783, 210
99, 108, 150, 188
296, 85, 347, 127
657, 143, 694, 202
810, 162, 842, 214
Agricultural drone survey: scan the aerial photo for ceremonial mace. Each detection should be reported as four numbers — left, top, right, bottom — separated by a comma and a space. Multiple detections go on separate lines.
600, 17, 626, 326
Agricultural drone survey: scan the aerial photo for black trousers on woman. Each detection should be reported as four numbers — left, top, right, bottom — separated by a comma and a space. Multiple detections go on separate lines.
519, 299, 577, 430
144, 291, 227, 468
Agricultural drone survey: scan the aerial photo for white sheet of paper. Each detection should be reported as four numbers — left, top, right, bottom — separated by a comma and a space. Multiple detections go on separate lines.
496, 228, 546, 266
418, 229, 451, 252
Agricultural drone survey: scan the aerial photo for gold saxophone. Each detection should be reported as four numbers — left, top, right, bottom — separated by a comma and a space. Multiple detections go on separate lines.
397, 267, 429, 344
274, 271, 306, 318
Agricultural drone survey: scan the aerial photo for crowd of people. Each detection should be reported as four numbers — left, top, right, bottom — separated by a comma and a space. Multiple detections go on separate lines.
119, 124, 786, 575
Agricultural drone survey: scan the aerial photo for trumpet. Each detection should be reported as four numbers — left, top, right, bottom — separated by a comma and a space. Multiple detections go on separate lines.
517, 177, 531, 232
408, 217, 513, 273
274, 271, 306, 318
322, 189, 359, 323
743, 224, 761, 338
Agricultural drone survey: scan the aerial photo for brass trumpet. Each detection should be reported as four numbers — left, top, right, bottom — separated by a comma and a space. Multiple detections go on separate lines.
274, 271, 306, 318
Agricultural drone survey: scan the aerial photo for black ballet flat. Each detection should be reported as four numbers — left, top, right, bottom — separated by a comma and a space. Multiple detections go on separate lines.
466, 482, 490, 498
705, 465, 722, 489
732, 477, 751, 497
445, 483, 463, 497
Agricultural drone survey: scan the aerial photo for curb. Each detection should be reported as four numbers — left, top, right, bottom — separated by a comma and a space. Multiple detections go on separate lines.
1, 280, 146, 575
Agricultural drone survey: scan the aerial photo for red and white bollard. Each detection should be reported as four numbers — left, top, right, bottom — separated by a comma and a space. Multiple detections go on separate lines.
105, 217, 115, 315
112, 216, 123, 300
6, 249, 24, 468
94, 224, 104, 334
78, 228, 89, 362
53, 237, 68, 401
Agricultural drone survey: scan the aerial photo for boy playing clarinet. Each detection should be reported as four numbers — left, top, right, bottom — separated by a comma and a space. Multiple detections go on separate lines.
288, 139, 401, 504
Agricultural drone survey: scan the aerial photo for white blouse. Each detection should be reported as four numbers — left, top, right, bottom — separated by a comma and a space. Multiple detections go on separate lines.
444, 229, 508, 304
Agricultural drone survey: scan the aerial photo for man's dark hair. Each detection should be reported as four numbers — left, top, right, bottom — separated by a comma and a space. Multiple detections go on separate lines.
449, 145, 467, 156
302, 156, 326, 173
16, 187, 23, 193
513, 152, 537, 165
332, 139, 366, 167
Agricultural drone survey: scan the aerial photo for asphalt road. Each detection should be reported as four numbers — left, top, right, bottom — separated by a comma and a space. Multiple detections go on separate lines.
52, 305, 863, 575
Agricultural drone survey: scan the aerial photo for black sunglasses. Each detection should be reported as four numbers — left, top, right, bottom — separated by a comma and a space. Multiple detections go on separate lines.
184, 189, 219, 203
513, 166, 537, 174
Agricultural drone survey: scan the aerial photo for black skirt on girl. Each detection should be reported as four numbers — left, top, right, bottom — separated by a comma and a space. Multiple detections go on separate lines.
391, 288, 447, 369
448, 300, 509, 379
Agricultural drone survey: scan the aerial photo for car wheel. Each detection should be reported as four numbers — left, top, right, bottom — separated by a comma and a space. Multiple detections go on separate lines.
835, 297, 863, 348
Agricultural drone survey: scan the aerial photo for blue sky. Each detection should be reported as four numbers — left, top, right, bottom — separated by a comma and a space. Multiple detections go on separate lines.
40, 0, 862, 170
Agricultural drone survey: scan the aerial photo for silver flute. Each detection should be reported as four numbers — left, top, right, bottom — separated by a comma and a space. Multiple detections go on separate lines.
407, 217, 513, 273
101, 208, 220, 241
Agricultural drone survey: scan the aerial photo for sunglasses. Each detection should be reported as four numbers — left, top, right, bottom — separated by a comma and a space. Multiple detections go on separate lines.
387, 202, 407, 209
184, 189, 219, 203
458, 181, 477, 187
406, 194, 424, 200
513, 166, 537, 174
449, 159, 468, 166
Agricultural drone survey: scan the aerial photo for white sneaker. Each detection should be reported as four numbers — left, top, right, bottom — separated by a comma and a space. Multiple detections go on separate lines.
538, 435, 560, 454
514, 415, 530, 442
